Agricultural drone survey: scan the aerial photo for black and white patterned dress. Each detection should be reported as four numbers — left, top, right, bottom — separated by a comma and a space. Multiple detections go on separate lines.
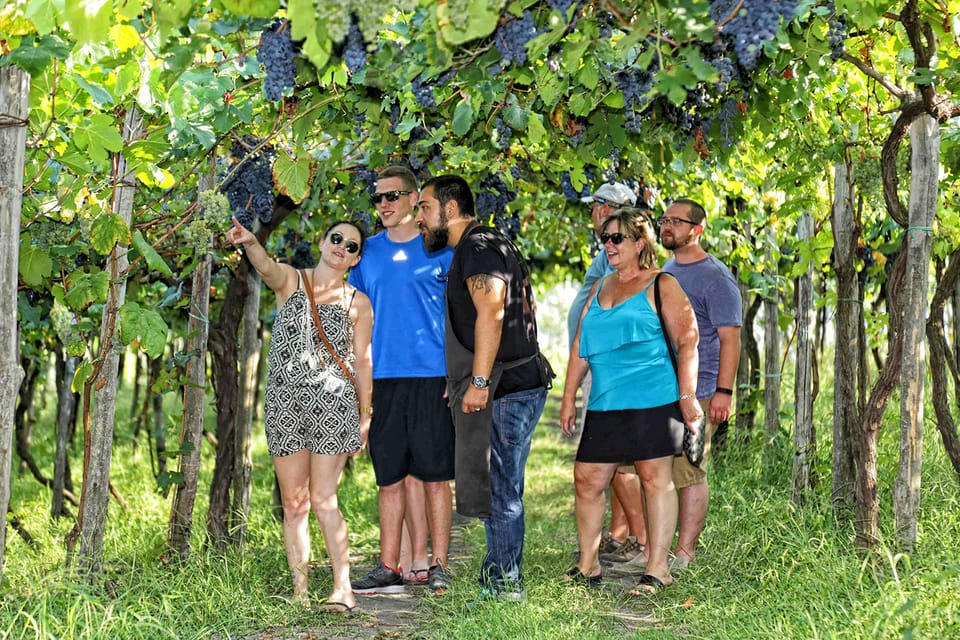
264, 277, 361, 457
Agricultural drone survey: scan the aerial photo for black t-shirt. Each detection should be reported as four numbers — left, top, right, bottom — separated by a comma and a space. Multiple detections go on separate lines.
447, 224, 542, 397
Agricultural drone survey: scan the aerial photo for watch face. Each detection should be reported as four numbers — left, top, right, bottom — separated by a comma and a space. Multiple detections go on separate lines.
472, 376, 490, 388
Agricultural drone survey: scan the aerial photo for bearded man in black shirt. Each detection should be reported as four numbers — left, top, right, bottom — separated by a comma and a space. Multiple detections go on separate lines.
415, 174, 550, 601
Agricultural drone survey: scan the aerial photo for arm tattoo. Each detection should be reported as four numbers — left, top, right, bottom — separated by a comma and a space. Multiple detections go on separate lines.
469, 273, 494, 294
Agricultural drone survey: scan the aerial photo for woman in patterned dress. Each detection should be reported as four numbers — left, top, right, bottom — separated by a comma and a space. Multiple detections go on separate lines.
226, 216, 373, 612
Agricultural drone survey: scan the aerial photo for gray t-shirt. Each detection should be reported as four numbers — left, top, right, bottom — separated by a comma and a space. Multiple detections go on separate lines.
663, 254, 742, 399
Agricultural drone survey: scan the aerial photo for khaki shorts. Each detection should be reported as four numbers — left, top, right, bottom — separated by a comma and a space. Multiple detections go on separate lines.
617, 398, 713, 489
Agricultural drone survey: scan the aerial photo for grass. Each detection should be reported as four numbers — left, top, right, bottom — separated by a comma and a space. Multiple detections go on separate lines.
3, 356, 960, 639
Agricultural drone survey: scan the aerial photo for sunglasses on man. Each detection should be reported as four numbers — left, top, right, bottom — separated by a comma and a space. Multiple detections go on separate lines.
370, 190, 412, 207
329, 232, 360, 254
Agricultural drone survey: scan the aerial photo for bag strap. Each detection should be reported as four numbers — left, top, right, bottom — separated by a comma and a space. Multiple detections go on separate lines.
654, 272, 679, 376
300, 269, 358, 390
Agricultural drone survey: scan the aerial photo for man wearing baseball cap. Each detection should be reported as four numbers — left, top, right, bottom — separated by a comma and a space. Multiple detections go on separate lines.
566, 181, 646, 563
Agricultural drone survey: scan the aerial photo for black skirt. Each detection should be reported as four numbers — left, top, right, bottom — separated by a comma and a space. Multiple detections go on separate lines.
576, 402, 684, 463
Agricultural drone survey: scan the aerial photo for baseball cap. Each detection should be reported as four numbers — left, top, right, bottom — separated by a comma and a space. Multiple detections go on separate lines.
580, 182, 636, 207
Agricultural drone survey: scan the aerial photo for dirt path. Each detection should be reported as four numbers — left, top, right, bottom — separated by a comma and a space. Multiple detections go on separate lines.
237, 514, 657, 640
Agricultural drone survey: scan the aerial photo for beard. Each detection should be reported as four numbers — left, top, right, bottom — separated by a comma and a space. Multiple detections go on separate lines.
660, 232, 692, 250
420, 218, 450, 252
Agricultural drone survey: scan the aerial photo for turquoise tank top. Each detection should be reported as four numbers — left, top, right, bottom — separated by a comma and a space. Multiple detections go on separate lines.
579, 276, 680, 411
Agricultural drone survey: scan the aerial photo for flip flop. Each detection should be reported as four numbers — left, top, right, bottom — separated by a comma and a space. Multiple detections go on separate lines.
403, 568, 430, 585
318, 601, 356, 614
629, 573, 666, 596
563, 566, 602, 586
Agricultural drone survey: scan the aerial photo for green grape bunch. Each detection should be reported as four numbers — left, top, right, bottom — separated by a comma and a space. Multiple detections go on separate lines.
182, 190, 233, 255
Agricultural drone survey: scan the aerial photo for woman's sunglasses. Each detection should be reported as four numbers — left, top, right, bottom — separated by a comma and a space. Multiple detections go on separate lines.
369, 190, 412, 207
330, 232, 360, 254
599, 232, 630, 245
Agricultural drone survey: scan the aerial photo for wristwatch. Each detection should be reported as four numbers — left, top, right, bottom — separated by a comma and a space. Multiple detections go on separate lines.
472, 376, 490, 389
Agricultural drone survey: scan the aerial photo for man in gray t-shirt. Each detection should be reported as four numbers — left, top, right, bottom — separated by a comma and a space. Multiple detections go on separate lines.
661, 198, 742, 571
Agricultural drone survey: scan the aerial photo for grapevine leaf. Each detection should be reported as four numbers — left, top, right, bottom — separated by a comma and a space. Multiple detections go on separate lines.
131, 230, 173, 278
18, 235, 53, 287
0, 34, 71, 75
64, 270, 111, 311
62, 0, 111, 45
273, 150, 314, 204
23, 0, 59, 35
90, 213, 131, 256
72, 113, 123, 165
108, 24, 141, 52
217, 0, 281, 18
120, 302, 169, 358
72, 360, 93, 393
153, 0, 193, 41
288, 0, 330, 70
682, 46, 720, 83
452, 98, 475, 136
71, 73, 114, 105
116, 0, 143, 21
437, 0, 505, 46
502, 97, 530, 130
526, 113, 546, 145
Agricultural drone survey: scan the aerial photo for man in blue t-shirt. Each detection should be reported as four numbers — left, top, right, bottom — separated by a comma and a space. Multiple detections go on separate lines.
349, 166, 456, 595
661, 198, 742, 572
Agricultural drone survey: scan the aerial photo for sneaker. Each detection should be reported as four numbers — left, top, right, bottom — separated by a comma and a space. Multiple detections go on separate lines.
599, 536, 643, 563
604, 552, 649, 578
598, 531, 621, 555
669, 554, 691, 573
427, 563, 453, 593
351, 561, 405, 594
477, 586, 526, 602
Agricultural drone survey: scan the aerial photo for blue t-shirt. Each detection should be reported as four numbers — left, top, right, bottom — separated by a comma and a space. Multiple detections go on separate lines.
348, 232, 453, 379
567, 250, 614, 347
579, 276, 679, 411
662, 254, 742, 399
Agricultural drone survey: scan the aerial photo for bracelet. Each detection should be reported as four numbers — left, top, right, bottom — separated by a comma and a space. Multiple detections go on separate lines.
679, 393, 697, 401
714, 387, 734, 395
359, 406, 373, 415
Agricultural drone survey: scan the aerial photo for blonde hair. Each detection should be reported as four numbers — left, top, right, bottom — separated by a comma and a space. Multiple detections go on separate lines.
601, 207, 658, 269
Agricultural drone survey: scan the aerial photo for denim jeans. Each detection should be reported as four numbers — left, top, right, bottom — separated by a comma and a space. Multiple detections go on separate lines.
479, 386, 548, 591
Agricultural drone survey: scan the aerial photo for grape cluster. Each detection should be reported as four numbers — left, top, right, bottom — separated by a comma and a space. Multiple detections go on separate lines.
279, 229, 315, 269
220, 145, 275, 229
257, 20, 297, 102
475, 174, 519, 239
597, 11, 615, 38
827, 11, 847, 61
493, 118, 512, 150
710, 0, 797, 73
709, 98, 739, 148
355, 166, 378, 196
546, 0, 574, 12
560, 172, 582, 203
411, 77, 437, 109
494, 10, 540, 66
344, 19, 367, 75
352, 210, 373, 234
614, 67, 655, 134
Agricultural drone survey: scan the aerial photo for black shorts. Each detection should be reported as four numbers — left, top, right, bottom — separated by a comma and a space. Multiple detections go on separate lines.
576, 402, 684, 463
369, 377, 455, 486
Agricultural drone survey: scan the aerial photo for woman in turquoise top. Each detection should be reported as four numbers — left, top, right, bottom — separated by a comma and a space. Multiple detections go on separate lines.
560, 208, 702, 596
